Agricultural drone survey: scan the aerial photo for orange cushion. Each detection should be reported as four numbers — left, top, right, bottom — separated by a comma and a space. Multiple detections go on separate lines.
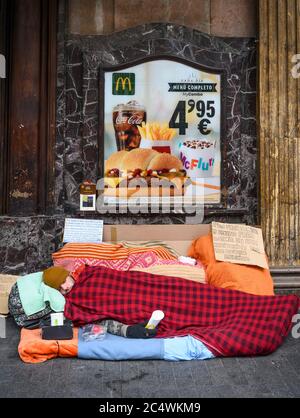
18, 328, 78, 364
206, 262, 274, 296
188, 233, 274, 296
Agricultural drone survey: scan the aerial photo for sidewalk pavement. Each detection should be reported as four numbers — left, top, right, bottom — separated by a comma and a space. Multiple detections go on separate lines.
0, 316, 300, 398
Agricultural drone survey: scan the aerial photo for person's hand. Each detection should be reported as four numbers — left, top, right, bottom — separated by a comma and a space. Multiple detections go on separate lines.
126, 322, 157, 339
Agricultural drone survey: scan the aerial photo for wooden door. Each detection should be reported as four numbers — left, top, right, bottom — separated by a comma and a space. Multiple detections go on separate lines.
0, 0, 58, 216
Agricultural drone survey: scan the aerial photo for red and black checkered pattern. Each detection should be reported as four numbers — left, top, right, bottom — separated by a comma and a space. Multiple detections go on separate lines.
64, 266, 300, 357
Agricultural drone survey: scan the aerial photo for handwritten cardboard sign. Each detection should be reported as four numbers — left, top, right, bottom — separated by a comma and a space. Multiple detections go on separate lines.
212, 222, 268, 269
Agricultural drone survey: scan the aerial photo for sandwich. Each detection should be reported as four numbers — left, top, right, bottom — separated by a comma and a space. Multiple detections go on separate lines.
103, 148, 189, 197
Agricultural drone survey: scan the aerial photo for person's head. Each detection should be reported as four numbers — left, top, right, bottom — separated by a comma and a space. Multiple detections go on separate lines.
59, 275, 75, 295
43, 266, 75, 295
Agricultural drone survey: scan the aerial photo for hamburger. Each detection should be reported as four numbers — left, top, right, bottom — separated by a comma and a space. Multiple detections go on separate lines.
103, 148, 189, 197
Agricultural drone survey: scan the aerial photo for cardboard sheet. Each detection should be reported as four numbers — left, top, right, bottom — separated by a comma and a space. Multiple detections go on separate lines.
0, 274, 18, 315
212, 222, 268, 269
103, 224, 210, 256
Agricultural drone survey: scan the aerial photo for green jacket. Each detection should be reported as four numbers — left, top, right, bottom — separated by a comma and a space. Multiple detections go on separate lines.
17, 271, 65, 316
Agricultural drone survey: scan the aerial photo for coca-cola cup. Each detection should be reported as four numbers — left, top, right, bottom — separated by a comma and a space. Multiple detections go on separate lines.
113, 101, 146, 151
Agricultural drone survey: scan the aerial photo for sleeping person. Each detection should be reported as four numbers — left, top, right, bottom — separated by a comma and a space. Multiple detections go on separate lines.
11, 263, 300, 361
8, 266, 156, 339
11, 265, 216, 362
12, 266, 216, 362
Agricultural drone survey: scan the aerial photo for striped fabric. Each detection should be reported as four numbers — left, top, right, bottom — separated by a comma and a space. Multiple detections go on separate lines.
55, 251, 204, 278
52, 242, 176, 264
121, 241, 179, 257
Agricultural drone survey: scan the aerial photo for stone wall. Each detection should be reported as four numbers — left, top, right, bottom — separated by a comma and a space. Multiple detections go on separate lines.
0, 0, 258, 275
0, 212, 249, 274
68, 0, 257, 37
57, 24, 257, 221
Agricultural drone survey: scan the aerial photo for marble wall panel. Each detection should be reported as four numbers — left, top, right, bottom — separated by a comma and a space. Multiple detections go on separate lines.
56, 24, 257, 222
55, 0, 68, 212
68, 0, 257, 38
0, 216, 64, 274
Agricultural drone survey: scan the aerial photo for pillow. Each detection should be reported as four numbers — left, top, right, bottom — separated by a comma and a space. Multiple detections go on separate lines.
206, 262, 274, 296
131, 264, 206, 284
55, 251, 183, 276
188, 233, 274, 296
54, 257, 134, 273
52, 242, 176, 272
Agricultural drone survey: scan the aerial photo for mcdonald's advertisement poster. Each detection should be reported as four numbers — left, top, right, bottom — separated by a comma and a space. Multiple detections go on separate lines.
103, 59, 221, 204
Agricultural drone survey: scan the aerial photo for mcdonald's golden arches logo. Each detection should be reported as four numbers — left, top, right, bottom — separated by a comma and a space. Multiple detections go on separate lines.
112, 73, 135, 95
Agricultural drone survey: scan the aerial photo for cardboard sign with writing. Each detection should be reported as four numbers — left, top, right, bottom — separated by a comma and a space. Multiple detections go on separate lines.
212, 222, 268, 269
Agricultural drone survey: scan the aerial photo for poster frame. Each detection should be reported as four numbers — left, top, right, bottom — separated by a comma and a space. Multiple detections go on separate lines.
99, 54, 227, 211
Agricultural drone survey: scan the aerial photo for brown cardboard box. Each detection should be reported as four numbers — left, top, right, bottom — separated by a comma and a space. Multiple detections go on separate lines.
103, 224, 210, 256
0, 275, 18, 315
211, 222, 268, 269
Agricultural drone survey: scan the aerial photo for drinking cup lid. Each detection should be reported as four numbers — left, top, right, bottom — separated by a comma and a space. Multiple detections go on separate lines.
152, 310, 165, 320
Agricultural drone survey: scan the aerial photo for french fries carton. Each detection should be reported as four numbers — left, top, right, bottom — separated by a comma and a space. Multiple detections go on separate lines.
138, 122, 176, 153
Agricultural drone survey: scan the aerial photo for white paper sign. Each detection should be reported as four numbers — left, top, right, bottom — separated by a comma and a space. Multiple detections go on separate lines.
63, 218, 104, 243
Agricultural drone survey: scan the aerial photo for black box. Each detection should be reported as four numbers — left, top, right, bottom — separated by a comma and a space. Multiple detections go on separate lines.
41, 324, 73, 340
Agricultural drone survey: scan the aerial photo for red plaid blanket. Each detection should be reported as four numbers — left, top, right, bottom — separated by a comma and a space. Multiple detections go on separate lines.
64, 266, 300, 357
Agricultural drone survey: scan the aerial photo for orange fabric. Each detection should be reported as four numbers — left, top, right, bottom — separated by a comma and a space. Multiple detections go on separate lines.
52, 243, 127, 260
18, 327, 78, 364
188, 233, 274, 296
188, 233, 216, 267
206, 262, 274, 296
52, 242, 176, 262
